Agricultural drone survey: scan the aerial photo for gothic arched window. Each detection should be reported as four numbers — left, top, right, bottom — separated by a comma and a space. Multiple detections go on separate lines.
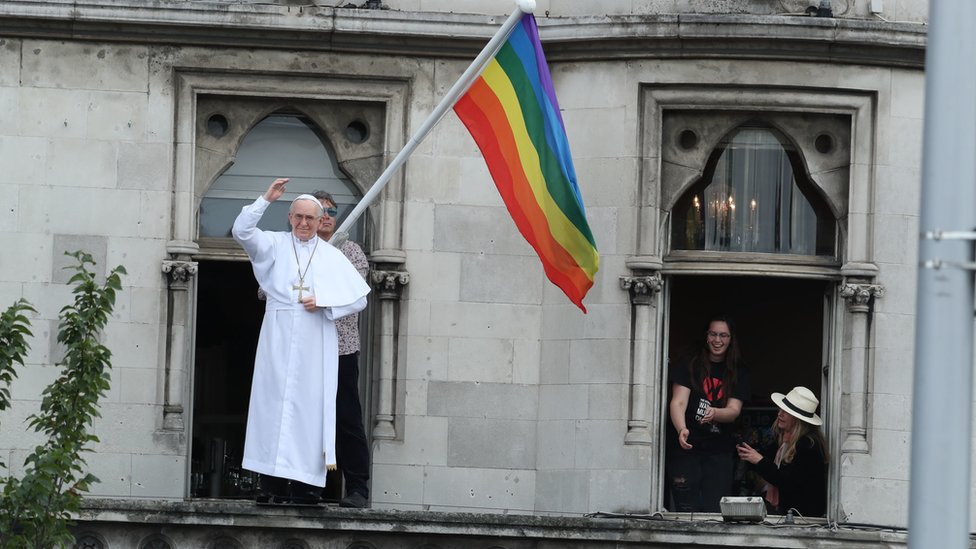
199, 112, 364, 242
671, 125, 836, 256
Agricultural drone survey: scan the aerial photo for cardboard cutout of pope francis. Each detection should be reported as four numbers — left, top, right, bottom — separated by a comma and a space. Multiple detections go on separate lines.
232, 177, 370, 490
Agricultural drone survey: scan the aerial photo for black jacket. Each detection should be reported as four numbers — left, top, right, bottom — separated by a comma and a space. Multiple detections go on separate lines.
753, 434, 827, 517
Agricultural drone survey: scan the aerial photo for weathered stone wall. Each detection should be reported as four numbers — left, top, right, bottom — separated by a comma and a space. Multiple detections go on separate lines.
0, 0, 937, 536
0, 35, 179, 496
837, 64, 923, 526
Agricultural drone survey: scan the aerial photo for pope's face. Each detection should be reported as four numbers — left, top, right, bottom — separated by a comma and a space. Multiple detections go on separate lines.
289, 200, 321, 241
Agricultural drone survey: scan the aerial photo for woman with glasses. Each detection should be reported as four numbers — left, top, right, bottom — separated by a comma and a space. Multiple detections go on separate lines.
667, 315, 750, 512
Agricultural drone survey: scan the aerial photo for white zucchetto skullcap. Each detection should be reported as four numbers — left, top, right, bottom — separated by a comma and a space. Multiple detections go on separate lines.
291, 194, 324, 215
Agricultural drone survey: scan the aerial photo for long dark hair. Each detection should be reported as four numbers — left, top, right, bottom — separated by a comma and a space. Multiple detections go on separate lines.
688, 314, 742, 406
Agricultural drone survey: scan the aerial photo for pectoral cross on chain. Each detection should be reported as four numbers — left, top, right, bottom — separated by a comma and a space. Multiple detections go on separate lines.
293, 282, 310, 302
291, 235, 318, 303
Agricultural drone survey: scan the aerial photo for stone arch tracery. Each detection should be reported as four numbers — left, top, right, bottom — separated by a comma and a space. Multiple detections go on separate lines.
670, 122, 838, 257
661, 111, 852, 229
193, 96, 387, 220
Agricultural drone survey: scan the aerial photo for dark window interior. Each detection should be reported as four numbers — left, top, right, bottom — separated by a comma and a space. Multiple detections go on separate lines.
191, 260, 262, 499
664, 274, 829, 505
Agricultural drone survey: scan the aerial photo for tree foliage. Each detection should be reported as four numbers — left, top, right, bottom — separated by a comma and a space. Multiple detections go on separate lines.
0, 251, 126, 549
0, 299, 36, 471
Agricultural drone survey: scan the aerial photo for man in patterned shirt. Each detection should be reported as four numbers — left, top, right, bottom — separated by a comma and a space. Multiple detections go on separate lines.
314, 191, 371, 509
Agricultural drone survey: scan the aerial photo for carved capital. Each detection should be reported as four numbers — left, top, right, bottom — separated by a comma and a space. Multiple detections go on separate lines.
162, 260, 198, 289
371, 269, 410, 300
620, 273, 663, 305
840, 281, 885, 313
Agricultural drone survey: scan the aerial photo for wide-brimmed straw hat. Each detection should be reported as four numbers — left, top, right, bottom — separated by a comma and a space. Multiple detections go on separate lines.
771, 386, 823, 426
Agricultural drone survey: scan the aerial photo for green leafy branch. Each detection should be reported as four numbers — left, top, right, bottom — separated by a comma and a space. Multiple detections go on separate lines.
0, 251, 126, 549
0, 299, 36, 470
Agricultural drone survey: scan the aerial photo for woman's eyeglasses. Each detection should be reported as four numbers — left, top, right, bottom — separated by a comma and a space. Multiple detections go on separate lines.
707, 331, 731, 340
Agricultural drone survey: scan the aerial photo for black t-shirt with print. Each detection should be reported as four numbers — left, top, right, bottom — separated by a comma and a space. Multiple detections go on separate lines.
669, 355, 751, 453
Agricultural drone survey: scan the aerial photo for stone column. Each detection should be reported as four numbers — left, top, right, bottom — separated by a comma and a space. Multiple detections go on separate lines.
161, 259, 198, 431
369, 268, 409, 440
620, 272, 663, 445
839, 280, 884, 453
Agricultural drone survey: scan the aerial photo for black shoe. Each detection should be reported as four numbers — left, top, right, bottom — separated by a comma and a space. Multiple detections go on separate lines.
339, 492, 368, 508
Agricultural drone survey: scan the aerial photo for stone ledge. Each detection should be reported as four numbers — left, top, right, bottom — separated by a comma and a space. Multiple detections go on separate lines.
0, 1, 926, 67
71, 498, 915, 548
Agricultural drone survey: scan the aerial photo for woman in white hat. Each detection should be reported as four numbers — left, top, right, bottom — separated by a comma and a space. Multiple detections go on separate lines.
736, 386, 829, 517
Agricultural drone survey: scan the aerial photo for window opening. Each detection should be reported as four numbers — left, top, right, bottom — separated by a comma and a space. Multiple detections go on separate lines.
662, 275, 829, 513
671, 125, 836, 256
191, 112, 367, 500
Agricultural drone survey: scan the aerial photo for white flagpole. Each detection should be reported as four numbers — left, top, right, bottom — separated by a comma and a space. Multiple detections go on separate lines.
331, 0, 537, 242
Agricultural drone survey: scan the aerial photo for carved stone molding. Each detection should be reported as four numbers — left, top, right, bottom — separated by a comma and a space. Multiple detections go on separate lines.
74, 533, 106, 549
160, 259, 197, 433
139, 534, 175, 549
370, 267, 409, 440
839, 279, 883, 455
620, 271, 664, 447
840, 282, 885, 313
162, 260, 199, 289
620, 273, 663, 306
162, 404, 184, 431
371, 269, 410, 299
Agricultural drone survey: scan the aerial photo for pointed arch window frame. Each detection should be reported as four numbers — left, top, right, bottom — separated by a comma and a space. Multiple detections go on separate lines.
197, 110, 370, 249
631, 86, 879, 523
162, 70, 412, 500
670, 123, 838, 259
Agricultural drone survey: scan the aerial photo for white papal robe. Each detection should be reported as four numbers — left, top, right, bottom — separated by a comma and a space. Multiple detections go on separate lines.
232, 195, 369, 487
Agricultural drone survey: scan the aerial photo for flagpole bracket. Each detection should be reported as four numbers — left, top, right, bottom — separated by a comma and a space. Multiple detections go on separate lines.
921, 228, 976, 271
922, 229, 976, 241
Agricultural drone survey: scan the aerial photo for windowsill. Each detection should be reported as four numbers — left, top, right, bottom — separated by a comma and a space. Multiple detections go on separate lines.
663, 251, 842, 278
195, 238, 249, 261
649, 510, 828, 526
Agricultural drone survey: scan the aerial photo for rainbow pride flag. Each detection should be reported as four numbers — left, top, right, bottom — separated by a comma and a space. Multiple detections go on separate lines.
453, 13, 599, 312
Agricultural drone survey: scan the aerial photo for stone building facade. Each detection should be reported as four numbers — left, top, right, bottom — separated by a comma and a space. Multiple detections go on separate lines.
0, 0, 950, 546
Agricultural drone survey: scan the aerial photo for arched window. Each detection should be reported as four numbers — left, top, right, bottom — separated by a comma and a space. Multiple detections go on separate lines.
199, 113, 365, 242
671, 125, 835, 256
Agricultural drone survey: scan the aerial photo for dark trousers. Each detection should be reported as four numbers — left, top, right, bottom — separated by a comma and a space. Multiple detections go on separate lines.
337, 352, 370, 497
667, 450, 734, 513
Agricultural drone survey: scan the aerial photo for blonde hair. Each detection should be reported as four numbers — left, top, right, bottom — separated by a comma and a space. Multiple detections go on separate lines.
774, 418, 830, 465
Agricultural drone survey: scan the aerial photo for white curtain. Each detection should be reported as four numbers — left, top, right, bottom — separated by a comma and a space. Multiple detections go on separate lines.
698, 128, 818, 255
